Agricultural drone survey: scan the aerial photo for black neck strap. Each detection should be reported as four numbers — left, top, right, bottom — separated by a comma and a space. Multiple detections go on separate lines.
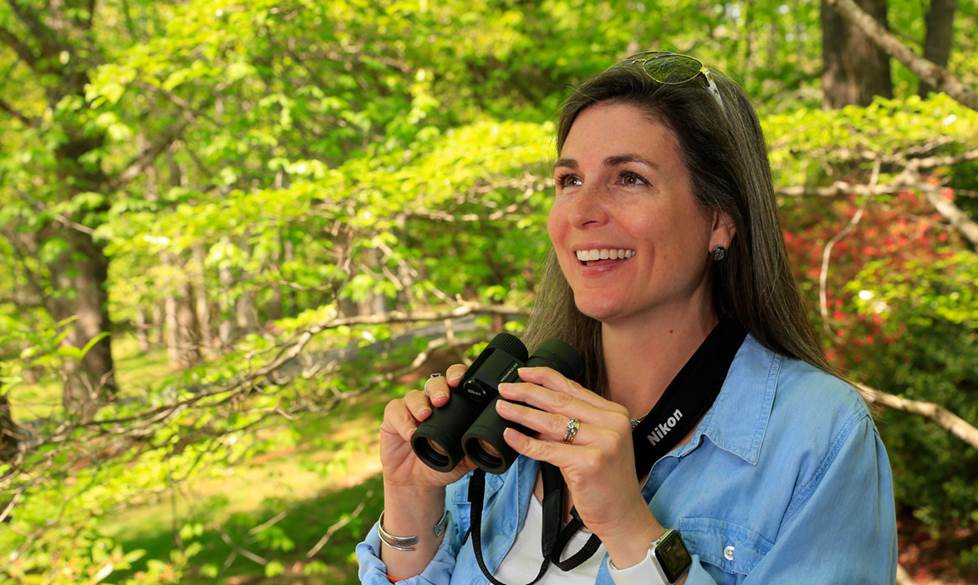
468, 320, 747, 583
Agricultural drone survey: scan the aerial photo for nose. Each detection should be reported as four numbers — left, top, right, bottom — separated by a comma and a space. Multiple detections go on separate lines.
569, 183, 611, 229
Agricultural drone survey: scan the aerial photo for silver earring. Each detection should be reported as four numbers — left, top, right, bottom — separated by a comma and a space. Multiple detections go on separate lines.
711, 246, 727, 262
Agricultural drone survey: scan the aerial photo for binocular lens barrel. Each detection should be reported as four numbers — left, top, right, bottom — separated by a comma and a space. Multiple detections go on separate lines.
411, 334, 583, 474
460, 339, 583, 473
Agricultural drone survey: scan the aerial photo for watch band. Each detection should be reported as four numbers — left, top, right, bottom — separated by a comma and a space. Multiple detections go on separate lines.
377, 509, 450, 551
608, 528, 691, 585
608, 547, 668, 585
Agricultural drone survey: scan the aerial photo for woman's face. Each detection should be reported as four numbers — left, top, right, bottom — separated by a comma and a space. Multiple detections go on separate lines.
548, 101, 734, 326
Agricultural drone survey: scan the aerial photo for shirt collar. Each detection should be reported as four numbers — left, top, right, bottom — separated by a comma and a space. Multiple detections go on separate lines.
674, 334, 781, 465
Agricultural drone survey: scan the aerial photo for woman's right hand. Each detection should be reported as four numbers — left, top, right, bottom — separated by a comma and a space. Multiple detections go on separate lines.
380, 363, 474, 489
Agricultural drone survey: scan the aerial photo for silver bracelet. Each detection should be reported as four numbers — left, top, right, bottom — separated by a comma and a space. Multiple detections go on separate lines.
378, 509, 450, 551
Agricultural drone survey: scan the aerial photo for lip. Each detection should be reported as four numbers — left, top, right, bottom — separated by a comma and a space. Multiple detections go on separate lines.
568, 244, 636, 278
578, 259, 631, 277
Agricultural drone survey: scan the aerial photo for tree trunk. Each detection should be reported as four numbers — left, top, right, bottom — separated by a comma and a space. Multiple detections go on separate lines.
191, 245, 215, 355
218, 259, 236, 348
266, 235, 284, 322
152, 303, 165, 345
821, 0, 893, 107
44, 228, 117, 421
233, 239, 259, 334
918, 0, 957, 97
176, 279, 202, 368
235, 289, 259, 333
135, 306, 151, 352
0, 393, 20, 463
165, 293, 180, 368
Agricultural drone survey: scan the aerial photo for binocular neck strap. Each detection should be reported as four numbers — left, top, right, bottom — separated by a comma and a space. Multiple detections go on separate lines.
468, 320, 747, 582
468, 468, 555, 585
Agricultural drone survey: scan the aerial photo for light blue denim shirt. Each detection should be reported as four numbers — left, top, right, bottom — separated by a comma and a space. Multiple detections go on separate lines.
357, 335, 898, 584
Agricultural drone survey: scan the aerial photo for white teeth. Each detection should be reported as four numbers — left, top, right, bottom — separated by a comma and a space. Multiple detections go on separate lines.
575, 248, 636, 262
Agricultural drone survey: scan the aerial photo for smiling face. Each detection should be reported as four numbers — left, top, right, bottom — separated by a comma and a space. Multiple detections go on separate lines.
548, 101, 734, 327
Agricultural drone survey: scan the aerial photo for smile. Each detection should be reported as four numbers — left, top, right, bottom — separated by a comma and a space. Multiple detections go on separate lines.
575, 248, 636, 266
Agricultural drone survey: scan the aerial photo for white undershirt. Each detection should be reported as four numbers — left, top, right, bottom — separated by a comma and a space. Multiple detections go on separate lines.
493, 495, 606, 584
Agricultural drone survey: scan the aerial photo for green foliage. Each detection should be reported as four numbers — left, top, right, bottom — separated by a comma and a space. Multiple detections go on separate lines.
3, 0, 978, 581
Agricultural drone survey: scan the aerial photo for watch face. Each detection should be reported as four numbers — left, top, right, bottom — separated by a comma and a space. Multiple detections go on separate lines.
655, 530, 692, 582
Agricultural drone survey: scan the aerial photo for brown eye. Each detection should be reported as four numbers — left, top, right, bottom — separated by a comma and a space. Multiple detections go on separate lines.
620, 171, 649, 187
556, 174, 583, 189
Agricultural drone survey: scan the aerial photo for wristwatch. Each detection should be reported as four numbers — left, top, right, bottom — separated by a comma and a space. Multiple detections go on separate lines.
608, 527, 692, 585
650, 528, 692, 583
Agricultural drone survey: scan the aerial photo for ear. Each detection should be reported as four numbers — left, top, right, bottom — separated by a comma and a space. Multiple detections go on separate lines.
709, 210, 736, 250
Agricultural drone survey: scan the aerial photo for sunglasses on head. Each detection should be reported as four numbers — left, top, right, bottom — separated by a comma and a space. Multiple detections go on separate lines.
624, 51, 724, 110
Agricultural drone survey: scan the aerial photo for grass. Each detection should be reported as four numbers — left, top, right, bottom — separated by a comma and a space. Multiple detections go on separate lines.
104, 395, 386, 584
7, 334, 171, 422
8, 333, 393, 584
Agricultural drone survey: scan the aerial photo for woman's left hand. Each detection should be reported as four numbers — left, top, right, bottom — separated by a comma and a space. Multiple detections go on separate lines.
496, 366, 664, 565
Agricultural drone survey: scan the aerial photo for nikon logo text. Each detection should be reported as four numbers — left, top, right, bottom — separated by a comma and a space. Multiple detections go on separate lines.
646, 409, 683, 446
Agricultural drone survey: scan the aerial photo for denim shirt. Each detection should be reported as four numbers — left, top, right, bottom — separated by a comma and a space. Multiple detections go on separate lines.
357, 335, 898, 584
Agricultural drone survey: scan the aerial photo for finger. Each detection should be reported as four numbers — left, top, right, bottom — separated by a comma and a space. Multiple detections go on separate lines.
446, 363, 467, 386
498, 381, 599, 422
381, 399, 419, 443
423, 373, 450, 407
403, 389, 433, 421
517, 366, 607, 408
503, 427, 583, 469
496, 399, 593, 444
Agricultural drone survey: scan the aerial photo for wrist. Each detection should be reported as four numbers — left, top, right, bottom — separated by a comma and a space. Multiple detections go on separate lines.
601, 506, 665, 569
381, 483, 446, 542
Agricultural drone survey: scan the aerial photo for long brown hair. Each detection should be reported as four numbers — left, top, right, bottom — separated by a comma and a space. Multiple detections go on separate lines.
523, 55, 832, 395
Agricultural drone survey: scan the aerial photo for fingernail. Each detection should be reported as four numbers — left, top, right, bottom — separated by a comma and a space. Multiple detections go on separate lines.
418, 407, 431, 418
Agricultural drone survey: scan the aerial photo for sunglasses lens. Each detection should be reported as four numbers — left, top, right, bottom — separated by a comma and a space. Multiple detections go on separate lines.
642, 55, 701, 84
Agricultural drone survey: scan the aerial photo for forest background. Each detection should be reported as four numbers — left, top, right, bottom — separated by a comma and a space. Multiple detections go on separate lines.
1, 0, 977, 583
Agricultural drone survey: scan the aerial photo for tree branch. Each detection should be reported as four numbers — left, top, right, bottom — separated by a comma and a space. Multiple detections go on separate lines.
858, 383, 978, 450
109, 120, 191, 189
5, 0, 68, 59
0, 24, 38, 67
776, 181, 903, 198
0, 96, 36, 126
920, 184, 978, 247
825, 0, 978, 111
818, 160, 879, 335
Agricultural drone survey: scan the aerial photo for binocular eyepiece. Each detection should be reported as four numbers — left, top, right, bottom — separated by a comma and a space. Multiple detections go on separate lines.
410, 333, 583, 474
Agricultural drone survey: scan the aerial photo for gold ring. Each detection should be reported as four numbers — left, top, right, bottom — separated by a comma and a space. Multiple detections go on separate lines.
563, 418, 581, 444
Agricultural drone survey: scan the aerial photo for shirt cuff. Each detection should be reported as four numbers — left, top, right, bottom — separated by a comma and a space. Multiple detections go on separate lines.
607, 547, 669, 585
356, 515, 457, 585
608, 552, 714, 585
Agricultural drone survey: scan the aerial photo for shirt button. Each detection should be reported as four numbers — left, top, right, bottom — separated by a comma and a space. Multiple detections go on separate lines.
723, 545, 735, 561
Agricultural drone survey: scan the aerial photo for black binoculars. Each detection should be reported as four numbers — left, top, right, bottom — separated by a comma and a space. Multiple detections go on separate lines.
411, 333, 583, 474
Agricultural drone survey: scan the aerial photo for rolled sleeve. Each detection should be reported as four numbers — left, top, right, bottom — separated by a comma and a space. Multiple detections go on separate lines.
356, 514, 461, 585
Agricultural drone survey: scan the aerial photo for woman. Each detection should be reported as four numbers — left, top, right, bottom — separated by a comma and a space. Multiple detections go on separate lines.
357, 52, 897, 584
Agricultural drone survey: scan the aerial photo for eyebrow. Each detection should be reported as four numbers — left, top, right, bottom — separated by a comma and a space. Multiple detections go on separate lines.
552, 153, 659, 172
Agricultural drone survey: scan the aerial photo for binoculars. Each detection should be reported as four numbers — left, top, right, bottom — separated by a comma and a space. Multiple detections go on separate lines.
411, 333, 583, 474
